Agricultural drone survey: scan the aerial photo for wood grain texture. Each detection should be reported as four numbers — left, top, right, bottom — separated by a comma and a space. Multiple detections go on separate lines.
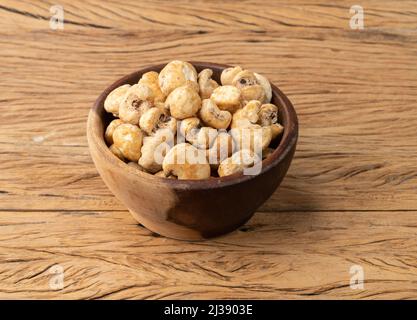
0, 0, 417, 299
1, 210, 417, 299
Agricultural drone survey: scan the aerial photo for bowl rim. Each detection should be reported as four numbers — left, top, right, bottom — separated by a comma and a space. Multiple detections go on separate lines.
87, 61, 298, 190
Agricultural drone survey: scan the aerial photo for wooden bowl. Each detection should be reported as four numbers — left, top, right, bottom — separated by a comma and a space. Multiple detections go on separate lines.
87, 62, 298, 240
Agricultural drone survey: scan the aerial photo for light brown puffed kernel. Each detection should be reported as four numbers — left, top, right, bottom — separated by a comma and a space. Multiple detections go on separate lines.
119, 84, 154, 125
185, 80, 200, 93
141, 104, 178, 135
218, 149, 261, 177
239, 85, 266, 105
139, 129, 174, 173
109, 144, 125, 161
165, 83, 202, 119
154, 101, 168, 112
179, 118, 217, 149
162, 143, 211, 180
258, 103, 278, 126
206, 132, 234, 168
158, 60, 198, 96
199, 99, 232, 130
105, 119, 123, 145
112, 123, 143, 162
193, 127, 218, 150
138, 71, 166, 103
198, 69, 219, 99
231, 124, 272, 152
104, 84, 131, 116
157, 113, 177, 134
254, 72, 272, 103
210, 85, 241, 114
232, 70, 259, 89
220, 66, 243, 86
231, 100, 261, 128
139, 107, 163, 135
232, 70, 266, 104
180, 117, 201, 139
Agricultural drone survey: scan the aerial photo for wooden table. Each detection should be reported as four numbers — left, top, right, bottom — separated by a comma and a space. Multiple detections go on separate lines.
1, 0, 416, 299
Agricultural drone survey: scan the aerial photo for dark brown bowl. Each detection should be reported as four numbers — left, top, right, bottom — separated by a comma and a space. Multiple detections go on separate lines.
87, 62, 298, 240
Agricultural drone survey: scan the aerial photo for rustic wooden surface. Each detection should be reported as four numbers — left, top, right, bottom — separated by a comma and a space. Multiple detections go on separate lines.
1, 0, 417, 299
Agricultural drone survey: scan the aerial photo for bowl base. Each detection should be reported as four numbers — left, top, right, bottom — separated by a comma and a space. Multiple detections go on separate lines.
128, 209, 252, 241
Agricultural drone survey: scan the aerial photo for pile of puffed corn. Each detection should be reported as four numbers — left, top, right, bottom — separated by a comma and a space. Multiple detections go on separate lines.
104, 60, 284, 180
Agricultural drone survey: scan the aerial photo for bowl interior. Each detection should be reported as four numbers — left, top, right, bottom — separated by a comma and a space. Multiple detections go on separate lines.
89, 62, 298, 188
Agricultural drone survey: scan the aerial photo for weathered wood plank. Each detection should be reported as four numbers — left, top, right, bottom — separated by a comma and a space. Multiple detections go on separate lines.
1, 0, 416, 32
1, 0, 417, 300
0, 210, 416, 299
